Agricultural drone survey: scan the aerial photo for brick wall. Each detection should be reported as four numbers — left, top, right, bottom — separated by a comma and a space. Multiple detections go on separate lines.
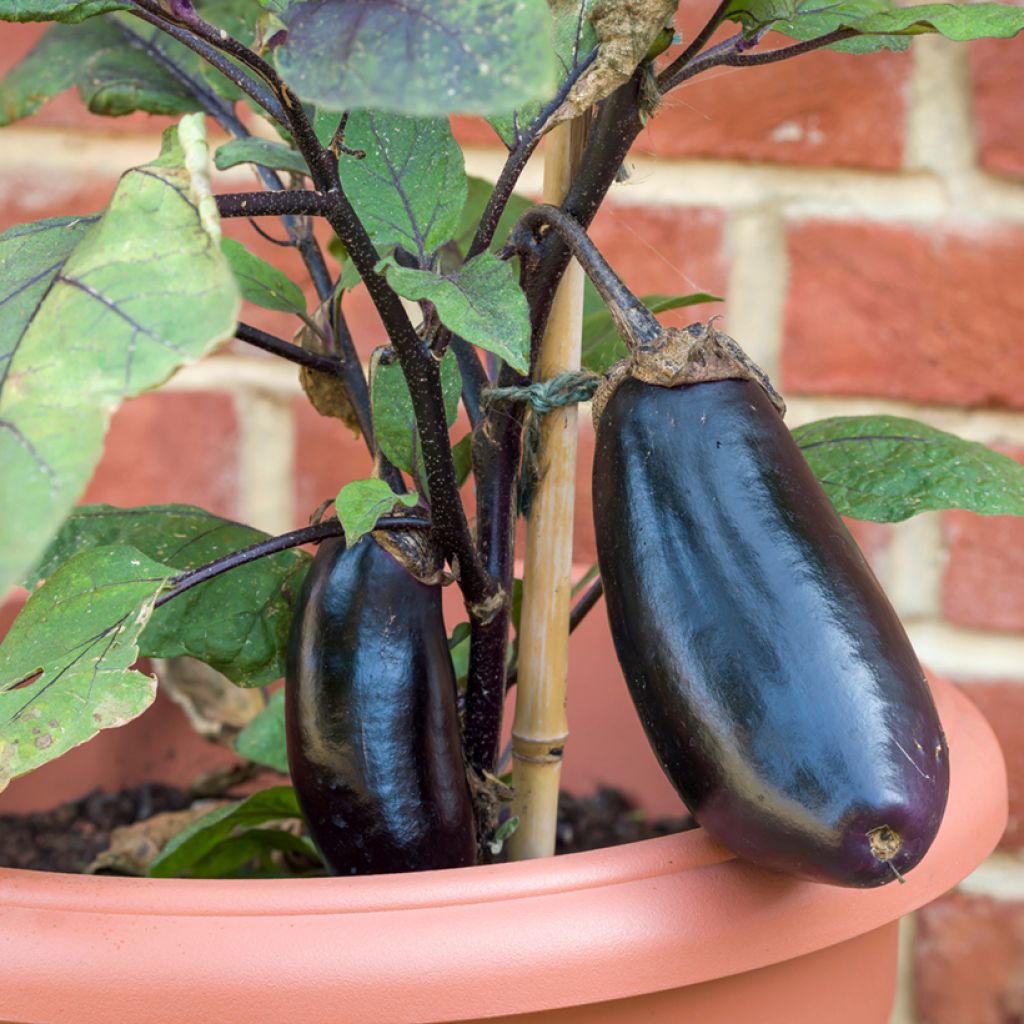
4, 14, 1024, 1020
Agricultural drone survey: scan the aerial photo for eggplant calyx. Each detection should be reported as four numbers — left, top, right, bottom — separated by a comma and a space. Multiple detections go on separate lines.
372, 517, 448, 585
592, 322, 786, 426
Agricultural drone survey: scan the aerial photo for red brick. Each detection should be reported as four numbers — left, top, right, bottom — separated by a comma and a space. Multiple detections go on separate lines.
292, 396, 374, 528
588, 203, 727, 321
783, 221, 1024, 409
942, 446, 1024, 633
956, 681, 1024, 851
644, 18, 907, 170
971, 34, 1024, 178
914, 891, 1024, 1024
84, 390, 239, 519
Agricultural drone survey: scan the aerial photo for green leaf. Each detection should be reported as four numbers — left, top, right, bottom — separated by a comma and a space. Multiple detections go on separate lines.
29, 504, 310, 688
277, 0, 555, 117
451, 176, 533, 259
449, 621, 470, 683
233, 689, 287, 774
179, 828, 321, 879
341, 111, 466, 262
377, 251, 530, 373
793, 416, 1024, 522
335, 479, 420, 546
147, 785, 304, 877
0, 0, 129, 23
213, 138, 310, 176
221, 237, 306, 314
581, 288, 722, 373
0, 545, 172, 791
488, 0, 597, 146
726, 0, 1024, 54
489, 814, 520, 855
0, 22, 96, 125
0, 114, 240, 595
371, 349, 462, 481
451, 433, 473, 487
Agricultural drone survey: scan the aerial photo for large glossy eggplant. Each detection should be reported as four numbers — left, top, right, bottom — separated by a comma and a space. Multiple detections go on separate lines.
592, 326, 949, 888
286, 534, 476, 875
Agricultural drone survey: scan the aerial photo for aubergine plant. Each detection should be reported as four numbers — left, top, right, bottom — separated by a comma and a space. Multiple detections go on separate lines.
2, 0, 1024, 880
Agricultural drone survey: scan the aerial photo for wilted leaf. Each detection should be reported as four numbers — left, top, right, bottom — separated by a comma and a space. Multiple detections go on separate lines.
377, 251, 530, 373
0, 114, 240, 595
295, 299, 360, 431
552, 0, 676, 125
87, 800, 232, 875
793, 415, 1024, 521
277, 0, 555, 116
29, 504, 310, 687
0, 545, 172, 791
152, 655, 264, 742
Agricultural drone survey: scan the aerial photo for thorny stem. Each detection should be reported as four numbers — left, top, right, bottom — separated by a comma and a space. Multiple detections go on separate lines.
155, 517, 430, 609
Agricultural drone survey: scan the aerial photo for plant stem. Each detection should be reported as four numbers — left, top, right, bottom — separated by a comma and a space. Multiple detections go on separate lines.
508, 117, 588, 862
127, 5, 287, 124
235, 323, 341, 375
154, 516, 429, 608
721, 28, 858, 66
656, 0, 731, 92
319, 187, 499, 617
510, 205, 660, 349
216, 191, 328, 219
462, 70, 648, 777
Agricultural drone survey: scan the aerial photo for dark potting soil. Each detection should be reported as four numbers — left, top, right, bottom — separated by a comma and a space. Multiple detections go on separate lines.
0, 783, 696, 875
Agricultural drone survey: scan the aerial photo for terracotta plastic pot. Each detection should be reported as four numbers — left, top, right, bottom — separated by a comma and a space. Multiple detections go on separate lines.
0, 674, 1006, 1024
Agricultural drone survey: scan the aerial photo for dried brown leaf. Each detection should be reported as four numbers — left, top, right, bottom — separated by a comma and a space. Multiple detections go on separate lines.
153, 656, 264, 743
296, 301, 361, 433
552, 0, 676, 125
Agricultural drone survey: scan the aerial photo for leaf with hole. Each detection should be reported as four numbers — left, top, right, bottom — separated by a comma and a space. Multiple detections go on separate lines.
0, 545, 172, 792
341, 111, 466, 262
277, 0, 555, 117
0, 114, 240, 595
377, 251, 530, 373
793, 415, 1024, 521
221, 237, 306, 314
371, 349, 462, 483
29, 504, 310, 688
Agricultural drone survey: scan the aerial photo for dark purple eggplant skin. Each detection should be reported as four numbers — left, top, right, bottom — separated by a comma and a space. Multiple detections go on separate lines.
285, 535, 476, 875
593, 376, 949, 887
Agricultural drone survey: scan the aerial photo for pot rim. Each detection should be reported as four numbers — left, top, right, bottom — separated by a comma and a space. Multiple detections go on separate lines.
0, 676, 1007, 1024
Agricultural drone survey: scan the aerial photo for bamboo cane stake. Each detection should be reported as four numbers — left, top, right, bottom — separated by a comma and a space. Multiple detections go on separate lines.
508, 116, 589, 861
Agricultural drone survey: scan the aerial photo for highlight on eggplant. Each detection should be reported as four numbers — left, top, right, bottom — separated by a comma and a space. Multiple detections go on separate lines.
285, 532, 477, 876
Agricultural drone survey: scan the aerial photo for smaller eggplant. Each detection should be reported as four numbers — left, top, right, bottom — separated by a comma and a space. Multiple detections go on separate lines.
286, 533, 476, 875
